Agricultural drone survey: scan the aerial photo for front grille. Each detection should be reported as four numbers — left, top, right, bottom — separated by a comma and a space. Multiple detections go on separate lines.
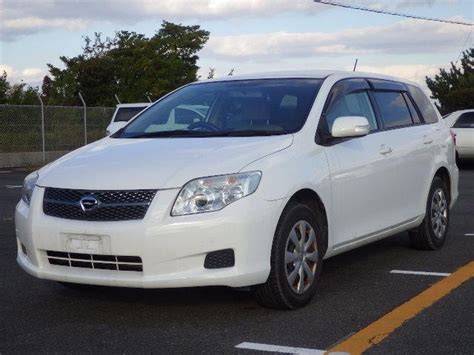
43, 188, 157, 221
47, 251, 143, 272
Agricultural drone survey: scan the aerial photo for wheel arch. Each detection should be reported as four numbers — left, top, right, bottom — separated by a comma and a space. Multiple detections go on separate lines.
433, 166, 451, 201
282, 188, 329, 256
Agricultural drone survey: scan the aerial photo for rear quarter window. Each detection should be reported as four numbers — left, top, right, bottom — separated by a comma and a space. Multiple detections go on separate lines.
406, 85, 439, 124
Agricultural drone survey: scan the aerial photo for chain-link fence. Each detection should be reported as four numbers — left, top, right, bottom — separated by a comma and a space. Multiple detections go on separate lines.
0, 104, 115, 167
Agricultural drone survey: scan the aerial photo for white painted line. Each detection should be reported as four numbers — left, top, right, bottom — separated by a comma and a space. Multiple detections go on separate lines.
465, 233, 474, 236
5, 185, 22, 189
390, 270, 451, 277
0, 171, 11, 174
235, 342, 325, 354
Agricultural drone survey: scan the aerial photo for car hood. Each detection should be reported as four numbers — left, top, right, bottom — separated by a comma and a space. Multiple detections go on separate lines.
37, 135, 293, 190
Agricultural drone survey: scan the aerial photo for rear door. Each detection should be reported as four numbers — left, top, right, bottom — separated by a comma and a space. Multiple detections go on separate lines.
370, 83, 435, 221
452, 112, 474, 158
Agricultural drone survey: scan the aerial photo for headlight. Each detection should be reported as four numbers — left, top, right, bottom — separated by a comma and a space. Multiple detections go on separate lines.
21, 171, 39, 205
171, 171, 262, 216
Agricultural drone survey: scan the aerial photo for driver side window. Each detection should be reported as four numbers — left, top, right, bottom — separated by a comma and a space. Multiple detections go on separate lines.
325, 91, 378, 132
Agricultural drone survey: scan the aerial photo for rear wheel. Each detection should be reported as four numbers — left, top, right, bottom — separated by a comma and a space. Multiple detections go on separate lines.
254, 202, 323, 309
409, 176, 450, 250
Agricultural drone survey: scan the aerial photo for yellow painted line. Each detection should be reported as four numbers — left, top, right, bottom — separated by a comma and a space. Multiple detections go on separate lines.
327, 261, 474, 355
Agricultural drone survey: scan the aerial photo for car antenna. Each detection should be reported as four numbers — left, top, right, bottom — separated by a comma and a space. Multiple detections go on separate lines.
353, 58, 358, 72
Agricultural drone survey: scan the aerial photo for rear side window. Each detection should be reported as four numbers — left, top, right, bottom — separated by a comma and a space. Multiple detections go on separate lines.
407, 85, 439, 124
454, 112, 474, 128
373, 91, 413, 129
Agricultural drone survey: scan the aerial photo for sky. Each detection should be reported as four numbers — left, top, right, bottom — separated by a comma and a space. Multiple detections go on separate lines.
0, 0, 473, 92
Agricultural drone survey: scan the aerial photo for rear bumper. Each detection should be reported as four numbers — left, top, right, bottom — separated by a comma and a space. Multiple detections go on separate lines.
16, 187, 287, 288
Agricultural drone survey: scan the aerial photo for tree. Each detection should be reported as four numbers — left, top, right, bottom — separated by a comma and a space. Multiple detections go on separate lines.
0, 71, 10, 104
426, 48, 474, 114
0, 71, 39, 105
6, 83, 39, 105
207, 68, 215, 79
44, 21, 210, 106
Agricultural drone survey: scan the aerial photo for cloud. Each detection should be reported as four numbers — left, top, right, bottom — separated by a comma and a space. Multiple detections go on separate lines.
0, 64, 46, 85
1, 17, 87, 40
347, 0, 458, 10
354, 64, 442, 84
352, 63, 448, 97
0, 0, 323, 40
203, 18, 471, 60
0, 0, 460, 40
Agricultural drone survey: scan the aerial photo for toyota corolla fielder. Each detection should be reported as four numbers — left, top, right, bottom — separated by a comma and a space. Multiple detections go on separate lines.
16, 71, 458, 309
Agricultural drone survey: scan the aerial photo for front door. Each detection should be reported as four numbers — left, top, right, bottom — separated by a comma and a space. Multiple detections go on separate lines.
318, 79, 402, 247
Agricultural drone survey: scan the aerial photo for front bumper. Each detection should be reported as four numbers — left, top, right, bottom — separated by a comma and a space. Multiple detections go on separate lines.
16, 187, 286, 288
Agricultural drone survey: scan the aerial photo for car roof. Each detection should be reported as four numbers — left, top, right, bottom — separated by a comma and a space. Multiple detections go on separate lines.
196, 70, 420, 87
444, 109, 474, 117
116, 103, 151, 108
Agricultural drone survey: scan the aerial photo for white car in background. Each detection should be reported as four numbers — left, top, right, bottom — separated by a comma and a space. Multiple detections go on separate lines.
105, 103, 150, 136
16, 71, 459, 309
444, 110, 474, 161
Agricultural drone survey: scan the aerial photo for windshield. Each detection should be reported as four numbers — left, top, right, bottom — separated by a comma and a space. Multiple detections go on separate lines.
114, 107, 148, 122
116, 79, 323, 138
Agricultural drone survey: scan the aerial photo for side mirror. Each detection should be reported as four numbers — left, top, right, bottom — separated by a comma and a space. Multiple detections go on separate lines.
331, 116, 370, 138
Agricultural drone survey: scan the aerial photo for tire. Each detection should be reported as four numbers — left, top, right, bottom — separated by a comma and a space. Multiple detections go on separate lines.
409, 176, 450, 250
253, 202, 324, 309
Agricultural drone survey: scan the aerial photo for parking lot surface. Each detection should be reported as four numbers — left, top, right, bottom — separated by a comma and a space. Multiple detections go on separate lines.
1, 165, 473, 354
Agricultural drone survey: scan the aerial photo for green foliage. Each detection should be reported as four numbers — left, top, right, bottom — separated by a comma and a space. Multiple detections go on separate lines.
207, 68, 216, 79
426, 48, 474, 115
0, 71, 10, 104
44, 21, 210, 106
0, 71, 39, 105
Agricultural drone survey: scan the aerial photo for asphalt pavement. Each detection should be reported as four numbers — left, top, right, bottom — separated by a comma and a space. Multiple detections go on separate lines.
0, 164, 473, 354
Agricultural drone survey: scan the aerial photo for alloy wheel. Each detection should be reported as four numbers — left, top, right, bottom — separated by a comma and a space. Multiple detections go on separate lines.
284, 220, 319, 294
431, 188, 448, 239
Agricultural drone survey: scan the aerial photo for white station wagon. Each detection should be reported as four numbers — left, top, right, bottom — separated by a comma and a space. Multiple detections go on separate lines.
443, 109, 474, 162
105, 103, 150, 136
16, 71, 459, 309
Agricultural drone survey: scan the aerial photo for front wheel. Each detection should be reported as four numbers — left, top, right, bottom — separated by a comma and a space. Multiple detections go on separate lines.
254, 203, 324, 309
409, 176, 450, 250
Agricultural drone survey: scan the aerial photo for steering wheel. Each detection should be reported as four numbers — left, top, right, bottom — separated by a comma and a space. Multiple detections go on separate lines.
187, 121, 220, 132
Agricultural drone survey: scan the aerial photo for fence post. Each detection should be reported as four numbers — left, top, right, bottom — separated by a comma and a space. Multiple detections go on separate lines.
36, 92, 46, 165
78, 92, 87, 145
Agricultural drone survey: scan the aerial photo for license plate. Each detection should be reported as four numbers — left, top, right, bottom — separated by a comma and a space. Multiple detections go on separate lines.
61, 234, 110, 254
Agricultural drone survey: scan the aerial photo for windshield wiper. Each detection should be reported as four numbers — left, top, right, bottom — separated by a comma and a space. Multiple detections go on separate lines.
125, 130, 220, 138
218, 130, 286, 137
122, 129, 287, 139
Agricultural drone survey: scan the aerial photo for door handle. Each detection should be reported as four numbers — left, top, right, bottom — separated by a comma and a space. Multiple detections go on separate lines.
379, 145, 393, 155
423, 135, 433, 145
